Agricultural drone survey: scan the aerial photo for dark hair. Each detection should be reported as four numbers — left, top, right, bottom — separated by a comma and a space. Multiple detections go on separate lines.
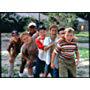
38, 25, 46, 31
58, 27, 65, 34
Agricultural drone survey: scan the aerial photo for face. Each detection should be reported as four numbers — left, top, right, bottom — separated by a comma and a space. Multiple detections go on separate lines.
12, 34, 19, 41
22, 35, 31, 43
50, 28, 57, 36
39, 29, 46, 37
58, 30, 65, 38
28, 26, 36, 34
65, 32, 74, 41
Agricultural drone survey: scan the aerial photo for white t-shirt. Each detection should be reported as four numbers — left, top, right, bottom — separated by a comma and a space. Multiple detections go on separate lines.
38, 49, 46, 61
44, 37, 59, 69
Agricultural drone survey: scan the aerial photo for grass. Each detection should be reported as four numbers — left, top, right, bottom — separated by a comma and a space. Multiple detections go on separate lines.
79, 47, 89, 59
75, 31, 89, 37
75, 32, 89, 43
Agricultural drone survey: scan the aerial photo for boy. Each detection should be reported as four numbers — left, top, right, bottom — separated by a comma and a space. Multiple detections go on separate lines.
34, 26, 46, 77
7, 30, 22, 77
57, 27, 65, 39
19, 22, 38, 77
51, 27, 80, 77
19, 32, 38, 77
27, 22, 39, 40
44, 24, 59, 77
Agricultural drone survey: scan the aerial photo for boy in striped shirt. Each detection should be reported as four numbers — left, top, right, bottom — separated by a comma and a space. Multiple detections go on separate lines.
51, 27, 80, 77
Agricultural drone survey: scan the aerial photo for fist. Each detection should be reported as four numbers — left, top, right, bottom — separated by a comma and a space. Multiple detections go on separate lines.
51, 63, 55, 69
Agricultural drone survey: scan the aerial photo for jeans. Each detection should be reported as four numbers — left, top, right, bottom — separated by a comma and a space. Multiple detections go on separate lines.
45, 64, 59, 78
52, 68, 59, 78
44, 64, 53, 77
34, 57, 45, 78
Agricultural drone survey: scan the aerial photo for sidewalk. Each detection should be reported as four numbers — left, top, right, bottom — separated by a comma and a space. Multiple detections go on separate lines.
78, 43, 89, 48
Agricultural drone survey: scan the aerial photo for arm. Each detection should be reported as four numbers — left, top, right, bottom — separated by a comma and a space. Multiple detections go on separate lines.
75, 44, 80, 65
75, 50, 80, 65
44, 43, 55, 51
44, 37, 56, 51
32, 31, 39, 40
51, 50, 57, 69
21, 44, 29, 61
7, 41, 13, 57
67, 36, 78, 44
7, 37, 17, 52
35, 38, 44, 50
22, 53, 29, 61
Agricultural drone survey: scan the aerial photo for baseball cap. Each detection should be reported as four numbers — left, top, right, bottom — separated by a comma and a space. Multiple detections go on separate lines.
28, 22, 36, 28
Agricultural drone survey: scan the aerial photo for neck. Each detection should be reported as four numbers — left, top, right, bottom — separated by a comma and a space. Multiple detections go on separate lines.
28, 39, 33, 44
50, 35, 56, 40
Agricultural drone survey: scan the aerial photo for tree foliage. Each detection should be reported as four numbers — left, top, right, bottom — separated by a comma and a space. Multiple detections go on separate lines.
76, 13, 90, 21
0, 13, 31, 33
47, 13, 77, 29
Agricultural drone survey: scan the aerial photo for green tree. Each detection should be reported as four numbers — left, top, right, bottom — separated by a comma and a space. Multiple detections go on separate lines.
47, 13, 77, 29
0, 13, 31, 32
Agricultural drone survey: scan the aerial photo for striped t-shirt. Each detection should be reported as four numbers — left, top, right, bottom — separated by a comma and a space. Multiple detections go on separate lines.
54, 39, 78, 61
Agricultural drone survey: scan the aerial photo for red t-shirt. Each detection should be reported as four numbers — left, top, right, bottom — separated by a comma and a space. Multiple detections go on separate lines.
35, 36, 45, 50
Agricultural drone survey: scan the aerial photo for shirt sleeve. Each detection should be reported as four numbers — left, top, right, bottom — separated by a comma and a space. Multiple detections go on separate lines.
35, 38, 44, 50
21, 44, 27, 55
43, 37, 50, 46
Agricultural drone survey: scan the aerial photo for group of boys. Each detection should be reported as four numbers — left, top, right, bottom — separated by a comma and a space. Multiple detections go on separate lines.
7, 22, 80, 78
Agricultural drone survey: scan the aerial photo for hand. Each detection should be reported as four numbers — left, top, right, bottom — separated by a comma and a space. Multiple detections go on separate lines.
27, 60, 32, 65
37, 36, 41, 40
9, 57, 14, 63
50, 43, 55, 47
51, 63, 55, 69
75, 59, 79, 66
11, 37, 17, 42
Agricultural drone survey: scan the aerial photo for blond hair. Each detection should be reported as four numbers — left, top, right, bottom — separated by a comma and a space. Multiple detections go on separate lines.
20, 32, 29, 40
65, 27, 75, 34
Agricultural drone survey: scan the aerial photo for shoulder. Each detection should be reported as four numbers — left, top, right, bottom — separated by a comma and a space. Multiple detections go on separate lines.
73, 36, 78, 42
21, 43, 27, 49
44, 37, 51, 45
57, 38, 64, 43
44, 37, 50, 41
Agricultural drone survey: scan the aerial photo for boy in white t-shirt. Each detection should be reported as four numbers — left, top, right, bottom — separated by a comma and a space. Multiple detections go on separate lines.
44, 24, 59, 77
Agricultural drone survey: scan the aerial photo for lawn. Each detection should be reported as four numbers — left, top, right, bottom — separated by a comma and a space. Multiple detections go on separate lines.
75, 32, 89, 43
79, 47, 89, 59
75, 31, 89, 37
